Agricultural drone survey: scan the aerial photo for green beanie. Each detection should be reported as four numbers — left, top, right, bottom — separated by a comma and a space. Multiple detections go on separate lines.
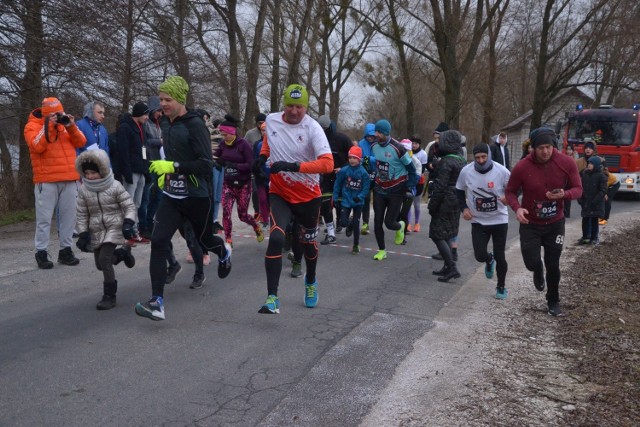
158, 76, 189, 104
283, 84, 309, 107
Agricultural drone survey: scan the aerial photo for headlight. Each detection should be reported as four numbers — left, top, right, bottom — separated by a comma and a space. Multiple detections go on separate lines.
624, 177, 634, 184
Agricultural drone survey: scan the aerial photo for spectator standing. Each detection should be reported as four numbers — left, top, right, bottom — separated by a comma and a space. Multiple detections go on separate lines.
24, 97, 86, 268
76, 101, 108, 155
246, 113, 267, 220
490, 131, 510, 170
117, 101, 150, 245
578, 156, 607, 245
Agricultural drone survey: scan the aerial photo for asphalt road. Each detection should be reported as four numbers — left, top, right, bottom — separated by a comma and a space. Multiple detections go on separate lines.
0, 198, 636, 426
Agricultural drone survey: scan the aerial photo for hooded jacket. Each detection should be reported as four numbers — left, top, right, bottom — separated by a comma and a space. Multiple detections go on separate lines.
24, 108, 87, 183
76, 102, 109, 155
579, 160, 607, 218
143, 96, 163, 161
505, 148, 582, 225
159, 109, 214, 198
213, 136, 253, 184
428, 130, 467, 240
358, 123, 377, 179
490, 134, 510, 170
75, 149, 137, 248
333, 163, 370, 208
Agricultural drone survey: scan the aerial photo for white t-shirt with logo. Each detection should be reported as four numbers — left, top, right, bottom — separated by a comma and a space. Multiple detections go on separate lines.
456, 161, 510, 225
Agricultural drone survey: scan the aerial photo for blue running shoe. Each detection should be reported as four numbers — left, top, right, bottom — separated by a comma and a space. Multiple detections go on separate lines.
135, 296, 165, 321
495, 287, 508, 300
304, 276, 318, 308
258, 294, 280, 314
485, 252, 495, 279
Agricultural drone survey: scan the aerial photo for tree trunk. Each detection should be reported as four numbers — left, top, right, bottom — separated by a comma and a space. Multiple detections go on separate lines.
270, 2, 282, 112
243, 0, 268, 130
389, 0, 414, 135
17, 0, 45, 209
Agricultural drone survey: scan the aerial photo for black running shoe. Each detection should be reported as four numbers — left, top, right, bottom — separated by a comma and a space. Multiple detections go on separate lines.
190, 273, 206, 289
166, 261, 182, 284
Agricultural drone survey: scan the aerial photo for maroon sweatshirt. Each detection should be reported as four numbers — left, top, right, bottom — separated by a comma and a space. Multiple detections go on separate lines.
505, 148, 582, 225
213, 137, 253, 183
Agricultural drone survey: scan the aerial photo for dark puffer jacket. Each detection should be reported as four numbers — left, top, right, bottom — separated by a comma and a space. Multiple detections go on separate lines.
428, 130, 467, 241
579, 166, 607, 218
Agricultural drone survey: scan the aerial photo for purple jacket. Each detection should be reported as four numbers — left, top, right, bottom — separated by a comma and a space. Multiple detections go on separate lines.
214, 137, 253, 183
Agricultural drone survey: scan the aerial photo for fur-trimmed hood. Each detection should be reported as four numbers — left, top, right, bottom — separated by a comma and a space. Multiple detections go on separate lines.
75, 148, 111, 177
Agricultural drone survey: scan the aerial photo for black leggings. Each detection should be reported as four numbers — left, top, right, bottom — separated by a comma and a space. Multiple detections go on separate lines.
94, 242, 117, 285
519, 220, 564, 303
338, 205, 363, 245
471, 223, 508, 287
266, 194, 321, 296
373, 191, 404, 250
150, 196, 226, 297
361, 189, 372, 224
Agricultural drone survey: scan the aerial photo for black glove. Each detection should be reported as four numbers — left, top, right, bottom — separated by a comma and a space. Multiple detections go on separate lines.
252, 155, 267, 174
122, 219, 135, 240
362, 156, 370, 170
225, 162, 237, 169
76, 232, 91, 252
353, 196, 361, 203
125, 175, 133, 185
270, 161, 300, 174
216, 158, 226, 168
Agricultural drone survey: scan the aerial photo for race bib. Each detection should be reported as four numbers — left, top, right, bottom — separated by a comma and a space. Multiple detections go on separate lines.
225, 165, 239, 177
346, 177, 363, 191
534, 200, 558, 219
164, 173, 188, 195
376, 161, 389, 180
475, 195, 498, 212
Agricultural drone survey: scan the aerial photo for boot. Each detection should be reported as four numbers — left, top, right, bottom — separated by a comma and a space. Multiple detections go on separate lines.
432, 264, 450, 276
35, 250, 54, 269
97, 281, 117, 310
58, 247, 79, 266
438, 263, 461, 282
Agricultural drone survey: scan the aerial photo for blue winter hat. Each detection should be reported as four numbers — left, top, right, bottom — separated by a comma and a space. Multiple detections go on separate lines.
375, 119, 391, 136
364, 123, 376, 137
588, 156, 602, 169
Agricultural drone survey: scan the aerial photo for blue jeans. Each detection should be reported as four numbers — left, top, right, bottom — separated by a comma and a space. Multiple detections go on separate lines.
212, 167, 224, 222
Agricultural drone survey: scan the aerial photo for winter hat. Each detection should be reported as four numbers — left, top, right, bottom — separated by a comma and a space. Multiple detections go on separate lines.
588, 156, 602, 169
529, 127, 556, 148
400, 139, 412, 151
283, 84, 309, 107
147, 96, 161, 113
255, 113, 267, 123
219, 114, 238, 135
472, 143, 489, 155
158, 76, 189, 104
584, 141, 596, 151
131, 101, 149, 118
433, 122, 449, 135
375, 119, 392, 136
81, 161, 100, 174
317, 115, 331, 130
41, 97, 64, 116
473, 143, 493, 173
363, 123, 376, 137
348, 146, 363, 160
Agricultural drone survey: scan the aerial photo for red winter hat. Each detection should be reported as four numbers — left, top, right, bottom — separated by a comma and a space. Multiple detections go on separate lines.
348, 146, 363, 160
41, 97, 64, 116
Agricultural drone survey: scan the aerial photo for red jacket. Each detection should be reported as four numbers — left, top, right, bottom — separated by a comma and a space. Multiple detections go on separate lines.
505, 148, 582, 225
24, 109, 87, 183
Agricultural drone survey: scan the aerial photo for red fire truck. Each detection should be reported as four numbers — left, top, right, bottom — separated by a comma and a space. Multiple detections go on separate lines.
563, 105, 640, 195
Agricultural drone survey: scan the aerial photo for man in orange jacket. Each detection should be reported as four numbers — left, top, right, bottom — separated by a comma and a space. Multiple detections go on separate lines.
24, 97, 87, 269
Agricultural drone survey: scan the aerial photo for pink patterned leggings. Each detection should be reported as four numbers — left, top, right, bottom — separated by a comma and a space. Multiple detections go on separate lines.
222, 182, 259, 240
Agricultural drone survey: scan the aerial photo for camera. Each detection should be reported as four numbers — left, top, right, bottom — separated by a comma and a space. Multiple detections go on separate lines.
56, 112, 71, 126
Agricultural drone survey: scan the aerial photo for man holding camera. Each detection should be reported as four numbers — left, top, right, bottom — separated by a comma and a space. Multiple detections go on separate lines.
24, 97, 87, 269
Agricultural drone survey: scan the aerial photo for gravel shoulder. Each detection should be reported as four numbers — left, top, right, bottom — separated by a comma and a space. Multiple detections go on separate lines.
362, 210, 640, 426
